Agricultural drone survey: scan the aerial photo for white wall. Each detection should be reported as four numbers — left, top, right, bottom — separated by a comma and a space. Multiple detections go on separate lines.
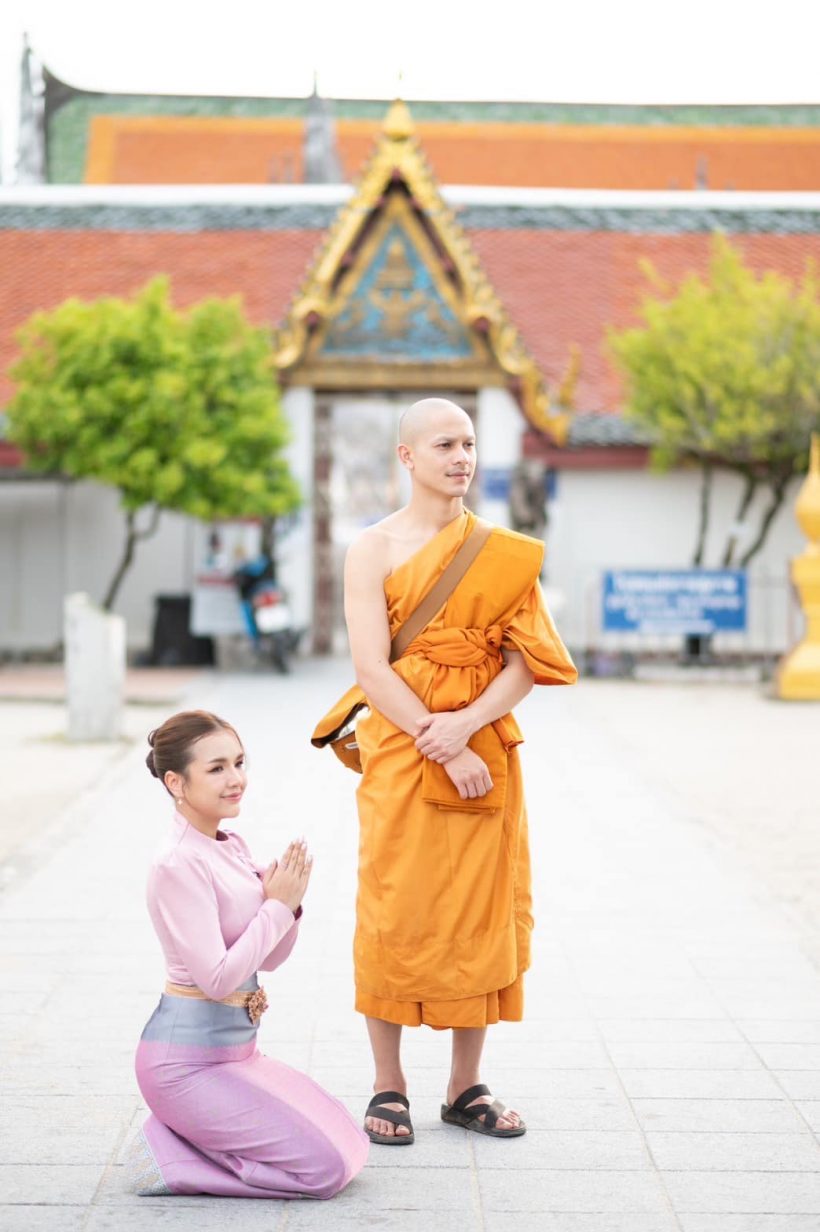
476, 386, 520, 527
279, 386, 314, 634
547, 467, 805, 654
0, 479, 194, 651
1, 423, 808, 658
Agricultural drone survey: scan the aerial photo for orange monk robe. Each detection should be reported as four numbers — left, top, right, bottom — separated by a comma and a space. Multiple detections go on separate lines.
313, 510, 577, 1030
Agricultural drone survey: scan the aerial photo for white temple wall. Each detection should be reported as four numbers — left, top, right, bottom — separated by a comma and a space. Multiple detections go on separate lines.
279, 386, 315, 634
475, 386, 520, 527
0, 480, 193, 651
546, 467, 805, 654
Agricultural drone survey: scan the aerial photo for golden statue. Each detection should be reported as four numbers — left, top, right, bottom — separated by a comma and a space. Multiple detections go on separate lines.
777, 434, 820, 700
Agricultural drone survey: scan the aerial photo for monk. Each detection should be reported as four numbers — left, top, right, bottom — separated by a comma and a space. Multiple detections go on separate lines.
312, 397, 577, 1144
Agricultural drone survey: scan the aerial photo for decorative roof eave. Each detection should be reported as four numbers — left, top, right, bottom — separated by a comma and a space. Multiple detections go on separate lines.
273, 99, 571, 444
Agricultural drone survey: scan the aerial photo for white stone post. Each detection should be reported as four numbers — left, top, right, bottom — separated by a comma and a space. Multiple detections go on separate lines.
64, 593, 126, 742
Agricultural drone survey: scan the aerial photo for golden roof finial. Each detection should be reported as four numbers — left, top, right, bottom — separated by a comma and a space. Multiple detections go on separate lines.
383, 98, 414, 141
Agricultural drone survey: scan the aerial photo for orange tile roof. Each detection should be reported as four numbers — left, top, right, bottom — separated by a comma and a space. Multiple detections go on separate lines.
3, 225, 819, 416
85, 115, 820, 190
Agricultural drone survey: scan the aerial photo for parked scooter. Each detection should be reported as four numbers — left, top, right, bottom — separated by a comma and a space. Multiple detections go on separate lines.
232, 553, 304, 673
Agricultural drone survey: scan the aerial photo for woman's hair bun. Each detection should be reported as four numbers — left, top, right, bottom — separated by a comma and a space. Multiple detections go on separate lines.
145, 711, 241, 795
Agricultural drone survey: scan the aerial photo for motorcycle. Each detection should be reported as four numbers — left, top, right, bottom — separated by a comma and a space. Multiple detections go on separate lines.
232, 554, 304, 673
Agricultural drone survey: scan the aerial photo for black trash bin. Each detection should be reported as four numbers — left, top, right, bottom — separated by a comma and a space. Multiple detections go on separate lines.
151, 594, 215, 667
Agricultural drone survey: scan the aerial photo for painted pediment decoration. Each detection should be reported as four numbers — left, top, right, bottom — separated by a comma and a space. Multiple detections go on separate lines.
273, 100, 570, 443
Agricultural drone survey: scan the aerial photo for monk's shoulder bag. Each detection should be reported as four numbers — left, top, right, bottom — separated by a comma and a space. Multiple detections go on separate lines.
327, 518, 493, 773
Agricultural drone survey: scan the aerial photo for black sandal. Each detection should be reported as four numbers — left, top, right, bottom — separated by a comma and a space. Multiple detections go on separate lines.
364, 1090, 415, 1145
441, 1083, 526, 1137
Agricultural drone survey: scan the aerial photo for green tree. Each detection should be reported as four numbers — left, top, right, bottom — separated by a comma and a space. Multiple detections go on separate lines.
6, 278, 300, 610
6, 277, 300, 608
609, 236, 820, 567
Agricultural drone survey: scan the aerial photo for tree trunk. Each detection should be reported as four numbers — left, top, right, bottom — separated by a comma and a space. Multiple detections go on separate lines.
739, 476, 790, 568
260, 516, 278, 577
102, 505, 161, 611
691, 461, 714, 566
722, 473, 758, 566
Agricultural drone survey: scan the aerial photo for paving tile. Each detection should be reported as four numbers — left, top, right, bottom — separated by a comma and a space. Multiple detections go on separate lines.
500, 1097, 636, 1132
775, 1073, 820, 1101
663, 1170, 820, 1214
470, 1219, 679, 1232
647, 1131, 820, 1171
597, 1018, 742, 1043
0, 1208, 88, 1232
0, 1121, 125, 1166
754, 1044, 820, 1070
679, 1217, 820, 1232
0, 1065, 137, 1096
738, 1021, 820, 1045
587, 995, 726, 1019
307, 1065, 623, 1101
1, 1164, 104, 1204
286, 1206, 482, 1232
796, 1102, 820, 1133
632, 1098, 808, 1134
618, 1069, 786, 1100
471, 1129, 649, 1170
86, 1200, 289, 1230
363, 1131, 471, 1169
606, 1041, 761, 1070
479, 1167, 669, 1213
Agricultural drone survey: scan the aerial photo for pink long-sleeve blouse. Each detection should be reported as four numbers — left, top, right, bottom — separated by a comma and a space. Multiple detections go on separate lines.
147, 811, 300, 1000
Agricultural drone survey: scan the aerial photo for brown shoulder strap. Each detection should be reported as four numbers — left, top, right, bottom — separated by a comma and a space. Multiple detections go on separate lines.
389, 519, 493, 662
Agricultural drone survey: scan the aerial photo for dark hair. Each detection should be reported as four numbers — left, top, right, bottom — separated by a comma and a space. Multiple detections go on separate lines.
146, 710, 242, 793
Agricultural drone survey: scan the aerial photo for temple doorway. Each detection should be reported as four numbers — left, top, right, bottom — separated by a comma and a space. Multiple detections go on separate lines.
312, 391, 476, 653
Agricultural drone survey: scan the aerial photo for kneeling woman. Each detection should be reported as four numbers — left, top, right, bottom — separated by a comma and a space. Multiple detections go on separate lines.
130, 710, 368, 1199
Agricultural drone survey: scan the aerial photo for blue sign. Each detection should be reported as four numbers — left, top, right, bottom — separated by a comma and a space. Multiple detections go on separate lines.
602, 570, 747, 635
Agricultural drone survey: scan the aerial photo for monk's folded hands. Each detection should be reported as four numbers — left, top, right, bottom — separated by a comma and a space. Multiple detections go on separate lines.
442, 747, 494, 800
414, 710, 476, 762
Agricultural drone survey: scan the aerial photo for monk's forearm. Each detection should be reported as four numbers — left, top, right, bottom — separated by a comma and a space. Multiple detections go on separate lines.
356, 665, 429, 736
462, 657, 535, 735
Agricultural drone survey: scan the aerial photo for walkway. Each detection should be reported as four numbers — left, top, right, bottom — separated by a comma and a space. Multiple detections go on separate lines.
2, 661, 819, 1230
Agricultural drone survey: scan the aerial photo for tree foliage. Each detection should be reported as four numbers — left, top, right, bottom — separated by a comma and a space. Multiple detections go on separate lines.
608, 237, 820, 566
7, 278, 300, 608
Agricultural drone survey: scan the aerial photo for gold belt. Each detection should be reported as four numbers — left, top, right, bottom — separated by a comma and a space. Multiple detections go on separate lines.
164, 981, 269, 1025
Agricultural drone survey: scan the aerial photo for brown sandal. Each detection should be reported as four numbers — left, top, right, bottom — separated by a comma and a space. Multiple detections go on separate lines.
441, 1083, 526, 1137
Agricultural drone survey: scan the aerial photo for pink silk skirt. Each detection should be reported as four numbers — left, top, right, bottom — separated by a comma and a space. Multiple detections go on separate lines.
132, 977, 368, 1199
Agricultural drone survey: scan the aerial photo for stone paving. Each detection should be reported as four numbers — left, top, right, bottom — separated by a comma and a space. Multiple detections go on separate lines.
2, 659, 820, 1231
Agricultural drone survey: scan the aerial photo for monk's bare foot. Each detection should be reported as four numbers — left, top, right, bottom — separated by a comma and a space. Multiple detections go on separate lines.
446, 1084, 522, 1130
364, 1089, 412, 1140
365, 1103, 412, 1138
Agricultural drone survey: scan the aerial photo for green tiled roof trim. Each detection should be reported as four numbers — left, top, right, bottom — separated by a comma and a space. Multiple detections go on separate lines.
47, 89, 820, 184
0, 202, 338, 231
566, 412, 649, 447
456, 204, 820, 234
2, 200, 818, 235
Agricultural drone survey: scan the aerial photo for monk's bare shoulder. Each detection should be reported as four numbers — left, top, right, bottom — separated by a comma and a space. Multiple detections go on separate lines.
346, 510, 418, 579
345, 519, 396, 585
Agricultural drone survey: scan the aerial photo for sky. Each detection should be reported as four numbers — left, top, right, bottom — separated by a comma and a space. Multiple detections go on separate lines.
2, 0, 820, 180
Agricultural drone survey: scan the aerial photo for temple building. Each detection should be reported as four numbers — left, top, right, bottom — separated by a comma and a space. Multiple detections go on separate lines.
2, 61, 819, 659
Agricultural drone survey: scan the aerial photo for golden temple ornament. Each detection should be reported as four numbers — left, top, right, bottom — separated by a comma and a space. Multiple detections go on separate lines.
273, 99, 571, 445
776, 434, 820, 700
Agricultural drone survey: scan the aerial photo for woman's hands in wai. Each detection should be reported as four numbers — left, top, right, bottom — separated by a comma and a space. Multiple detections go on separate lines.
263, 839, 313, 912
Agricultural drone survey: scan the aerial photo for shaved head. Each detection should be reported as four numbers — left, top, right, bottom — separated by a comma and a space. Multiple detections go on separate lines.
398, 398, 473, 445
